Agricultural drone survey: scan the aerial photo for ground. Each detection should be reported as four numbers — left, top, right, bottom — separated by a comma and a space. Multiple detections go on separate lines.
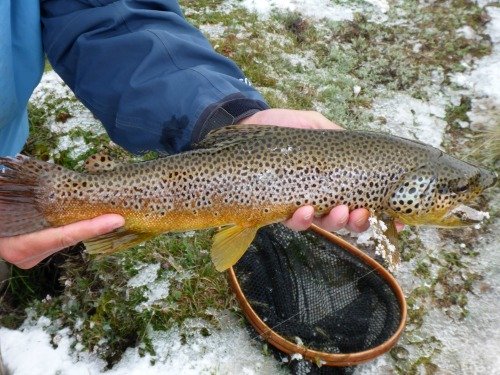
0, 0, 499, 374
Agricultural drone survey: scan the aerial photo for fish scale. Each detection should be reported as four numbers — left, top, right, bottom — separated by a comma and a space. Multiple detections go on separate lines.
0, 125, 496, 271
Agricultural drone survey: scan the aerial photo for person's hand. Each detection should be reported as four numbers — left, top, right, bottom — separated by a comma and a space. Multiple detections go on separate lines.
240, 109, 344, 130
0, 214, 124, 269
239, 109, 371, 233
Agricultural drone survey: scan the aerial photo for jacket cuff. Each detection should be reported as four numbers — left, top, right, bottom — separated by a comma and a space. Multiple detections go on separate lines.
192, 94, 269, 144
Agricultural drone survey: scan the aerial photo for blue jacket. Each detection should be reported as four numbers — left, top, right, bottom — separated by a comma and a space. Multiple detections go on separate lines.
0, 0, 268, 156
0, 1, 44, 157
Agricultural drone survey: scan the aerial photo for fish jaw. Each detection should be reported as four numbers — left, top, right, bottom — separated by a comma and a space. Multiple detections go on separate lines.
390, 204, 490, 227
439, 204, 490, 227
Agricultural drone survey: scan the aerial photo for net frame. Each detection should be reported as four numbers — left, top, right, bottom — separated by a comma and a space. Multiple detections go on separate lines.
227, 224, 407, 367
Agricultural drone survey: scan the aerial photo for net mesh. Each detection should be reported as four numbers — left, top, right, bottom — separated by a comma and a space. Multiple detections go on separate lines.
233, 224, 402, 374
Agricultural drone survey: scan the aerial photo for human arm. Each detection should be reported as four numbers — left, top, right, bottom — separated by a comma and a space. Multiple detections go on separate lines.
41, 0, 268, 154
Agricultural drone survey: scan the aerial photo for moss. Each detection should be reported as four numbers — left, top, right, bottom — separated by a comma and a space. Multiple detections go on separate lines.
445, 96, 472, 127
55, 107, 73, 123
23, 103, 57, 161
414, 261, 431, 279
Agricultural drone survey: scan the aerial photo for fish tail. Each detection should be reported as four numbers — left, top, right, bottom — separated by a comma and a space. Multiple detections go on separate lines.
0, 155, 62, 237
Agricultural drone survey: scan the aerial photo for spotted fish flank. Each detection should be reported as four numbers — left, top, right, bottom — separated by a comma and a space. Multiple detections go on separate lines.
0, 125, 496, 271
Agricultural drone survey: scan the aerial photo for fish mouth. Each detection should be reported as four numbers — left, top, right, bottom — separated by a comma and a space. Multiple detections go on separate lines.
442, 204, 490, 226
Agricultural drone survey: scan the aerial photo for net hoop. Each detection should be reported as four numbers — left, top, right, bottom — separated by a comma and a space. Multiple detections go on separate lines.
228, 224, 407, 367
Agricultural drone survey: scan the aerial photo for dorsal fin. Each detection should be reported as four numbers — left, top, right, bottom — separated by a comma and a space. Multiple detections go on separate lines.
194, 124, 278, 149
84, 151, 120, 173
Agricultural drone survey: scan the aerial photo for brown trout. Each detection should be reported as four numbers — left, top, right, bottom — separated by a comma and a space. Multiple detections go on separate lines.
0, 125, 496, 271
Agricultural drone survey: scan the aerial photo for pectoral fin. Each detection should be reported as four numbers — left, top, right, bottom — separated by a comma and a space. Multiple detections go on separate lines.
381, 216, 401, 265
84, 227, 155, 255
211, 225, 260, 272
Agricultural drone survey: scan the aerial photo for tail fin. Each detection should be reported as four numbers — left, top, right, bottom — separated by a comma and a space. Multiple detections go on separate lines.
0, 155, 60, 237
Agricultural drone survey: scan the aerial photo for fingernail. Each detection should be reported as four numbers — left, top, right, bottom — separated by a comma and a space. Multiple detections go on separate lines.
355, 218, 366, 226
339, 213, 349, 225
109, 217, 125, 230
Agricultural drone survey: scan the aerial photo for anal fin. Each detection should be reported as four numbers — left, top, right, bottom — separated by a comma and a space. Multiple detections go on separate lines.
211, 225, 260, 272
84, 227, 155, 255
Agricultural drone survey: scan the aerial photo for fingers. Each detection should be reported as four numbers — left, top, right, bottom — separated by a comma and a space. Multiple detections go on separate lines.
239, 109, 344, 130
284, 205, 371, 233
346, 208, 371, 232
0, 214, 125, 269
313, 205, 349, 231
283, 206, 315, 231
307, 111, 343, 130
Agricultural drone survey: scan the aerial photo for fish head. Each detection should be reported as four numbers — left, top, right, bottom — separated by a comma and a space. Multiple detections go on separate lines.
386, 154, 497, 227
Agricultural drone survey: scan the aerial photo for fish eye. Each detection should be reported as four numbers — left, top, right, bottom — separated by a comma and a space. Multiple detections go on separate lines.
449, 178, 469, 193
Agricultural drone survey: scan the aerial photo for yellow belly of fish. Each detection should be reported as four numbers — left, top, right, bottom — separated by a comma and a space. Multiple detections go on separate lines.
43, 199, 295, 272
44, 199, 294, 234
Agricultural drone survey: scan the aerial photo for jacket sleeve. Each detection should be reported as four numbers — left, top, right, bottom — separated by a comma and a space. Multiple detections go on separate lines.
40, 0, 269, 154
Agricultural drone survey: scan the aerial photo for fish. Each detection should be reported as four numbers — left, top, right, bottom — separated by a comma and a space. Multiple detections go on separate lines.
0, 125, 496, 271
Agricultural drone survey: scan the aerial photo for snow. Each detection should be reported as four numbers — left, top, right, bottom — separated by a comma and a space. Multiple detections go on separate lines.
370, 93, 448, 148
0, 313, 283, 375
199, 23, 226, 39
357, 216, 398, 271
29, 70, 105, 161
0, 317, 106, 375
282, 51, 316, 69
30, 70, 73, 104
453, 7, 500, 103
235, 0, 392, 20
236, 0, 355, 21
451, 6, 500, 133
126, 263, 192, 312
55, 135, 90, 160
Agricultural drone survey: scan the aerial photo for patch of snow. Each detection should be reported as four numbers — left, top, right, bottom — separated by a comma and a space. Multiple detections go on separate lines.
235, 0, 355, 21
451, 7, 500, 104
127, 263, 161, 288
233, 0, 392, 20
0, 320, 106, 375
420, 218, 500, 374
356, 354, 395, 374
456, 25, 479, 40
199, 23, 226, 39
229, 0, 398, 23
283, 51, 316, 69
126, 263, 191, 312
364, 0, 390, 13
357, 214, 500, 374
53, 135, 91, 160
370, 93, 448, 148
0, 312, 283, 375
30, 70, 73, 104
29, 70, 105, 136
